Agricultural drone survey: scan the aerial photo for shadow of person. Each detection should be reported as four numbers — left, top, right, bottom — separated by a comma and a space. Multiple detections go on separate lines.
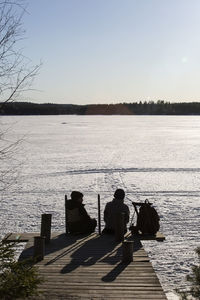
18, 232, 143, 283
18, 232, 91, 262
101, 262, 129, 282
60, 234, 119, 274
102, 234, 143, 282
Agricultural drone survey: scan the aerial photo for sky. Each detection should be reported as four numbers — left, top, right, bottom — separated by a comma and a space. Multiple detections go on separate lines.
20, 0, 200, 104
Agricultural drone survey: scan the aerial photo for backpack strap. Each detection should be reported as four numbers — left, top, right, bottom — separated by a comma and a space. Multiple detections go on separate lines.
132, 202, 139, 216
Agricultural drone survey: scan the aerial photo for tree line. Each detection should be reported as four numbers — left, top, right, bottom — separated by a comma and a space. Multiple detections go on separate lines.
1, 100, 200, 115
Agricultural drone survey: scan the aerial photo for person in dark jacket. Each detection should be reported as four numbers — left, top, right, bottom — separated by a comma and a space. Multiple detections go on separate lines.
66, 191, 97, 234
103, 188, 130, 234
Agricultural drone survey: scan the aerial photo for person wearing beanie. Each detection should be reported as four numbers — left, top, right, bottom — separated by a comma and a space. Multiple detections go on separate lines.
65, 191, 97, 234
103, 188, 130, 234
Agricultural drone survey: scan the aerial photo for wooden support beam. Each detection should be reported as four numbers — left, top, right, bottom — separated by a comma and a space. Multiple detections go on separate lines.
33, 236, 45, 261
41, 214, 52, 243
122, 240, 133, 262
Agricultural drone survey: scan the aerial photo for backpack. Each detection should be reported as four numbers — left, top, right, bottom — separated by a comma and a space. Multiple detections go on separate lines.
136, 200, 160, 235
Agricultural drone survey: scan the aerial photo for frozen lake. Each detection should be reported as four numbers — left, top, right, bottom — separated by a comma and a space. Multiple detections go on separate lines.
1, 115, 200, 299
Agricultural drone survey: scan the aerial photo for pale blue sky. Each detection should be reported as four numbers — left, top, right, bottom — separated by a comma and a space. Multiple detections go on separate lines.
22, 0, 200, 104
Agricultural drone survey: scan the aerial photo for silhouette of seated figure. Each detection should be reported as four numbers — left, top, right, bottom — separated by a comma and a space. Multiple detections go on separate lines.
66, 191, 97, 234
102, 189, 130, 234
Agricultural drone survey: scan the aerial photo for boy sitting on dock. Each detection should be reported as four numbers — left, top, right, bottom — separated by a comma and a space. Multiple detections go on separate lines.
66, 191, 97, 234
103, 189, 130, 234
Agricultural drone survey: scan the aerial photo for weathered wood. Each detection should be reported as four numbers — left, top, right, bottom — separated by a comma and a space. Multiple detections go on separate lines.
2, 232, 167, 299
39, 293, 166, 300
40, 214, 52, 243
137, 231, 165, 241
2, 231, 165, 242
33, 236, 45, 261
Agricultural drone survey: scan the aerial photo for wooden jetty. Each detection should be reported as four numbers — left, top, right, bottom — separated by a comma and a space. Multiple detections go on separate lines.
3, 231, 167, 300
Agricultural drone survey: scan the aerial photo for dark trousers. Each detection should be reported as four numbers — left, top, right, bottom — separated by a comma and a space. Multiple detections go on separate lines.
82, 218, 97, 233
69, 218, 97, 234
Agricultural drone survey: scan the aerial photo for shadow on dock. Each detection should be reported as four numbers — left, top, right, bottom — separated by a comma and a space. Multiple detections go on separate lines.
7, 232, 167, 299
19, 232, 143, 281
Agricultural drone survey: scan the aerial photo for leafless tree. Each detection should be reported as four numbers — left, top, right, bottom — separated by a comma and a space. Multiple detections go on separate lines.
0, 0, 40, 109
0, 0, 41, 192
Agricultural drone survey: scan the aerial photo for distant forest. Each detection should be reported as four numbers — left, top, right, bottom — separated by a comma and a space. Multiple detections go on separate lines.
1, 101, 200, 115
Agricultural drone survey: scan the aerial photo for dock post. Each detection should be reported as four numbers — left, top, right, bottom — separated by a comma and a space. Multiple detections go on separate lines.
65, 195, 69, 234
115, 212, 125, 242
98, 194, 101, 235
122, 240, 133, 262
34, 236, 45, 261
40, 213, 52, 243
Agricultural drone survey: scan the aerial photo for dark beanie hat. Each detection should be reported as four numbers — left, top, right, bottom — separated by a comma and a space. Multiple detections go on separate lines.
114, 189, 125, 200
71, 191, 83, 201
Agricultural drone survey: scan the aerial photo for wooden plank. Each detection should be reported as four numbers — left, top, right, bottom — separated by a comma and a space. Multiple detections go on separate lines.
42, 276, 160, 282
2, 231, 165, 242
40, 282, 163, 288
39, 288, 166, 295
131, 232, 165, 241
2, 232, 167, 299
40, 295, 166, 300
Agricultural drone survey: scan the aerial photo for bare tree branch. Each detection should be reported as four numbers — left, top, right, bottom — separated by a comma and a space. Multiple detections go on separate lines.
0, 0, 41, 191
0, 0, 41, 110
